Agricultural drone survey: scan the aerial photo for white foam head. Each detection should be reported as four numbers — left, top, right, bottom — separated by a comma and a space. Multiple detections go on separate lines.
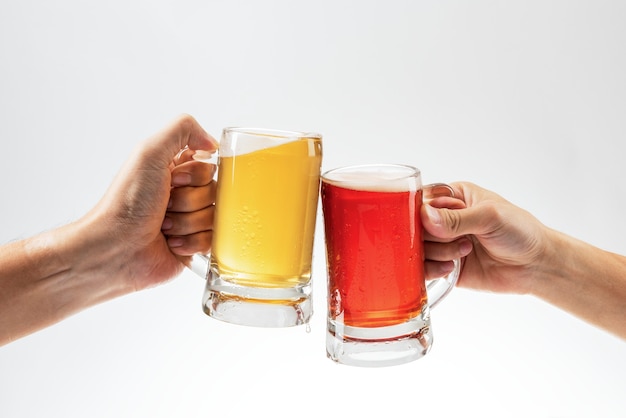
219, 127, 321, 157
322, 164, 421, 192
192, 127, 321, 164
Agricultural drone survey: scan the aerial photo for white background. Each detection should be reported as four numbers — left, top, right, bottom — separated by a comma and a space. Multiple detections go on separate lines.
1, 1, 625, 417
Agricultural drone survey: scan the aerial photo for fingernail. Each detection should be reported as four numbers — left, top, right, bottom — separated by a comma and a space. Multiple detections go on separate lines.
425, 204, 441, 225
172, 172, 191, 186
161, 217, 173, 231
459, 238, 473, 256
193, 149, 216, 162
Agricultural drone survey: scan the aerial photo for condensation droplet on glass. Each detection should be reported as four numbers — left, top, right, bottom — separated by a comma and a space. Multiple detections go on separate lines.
330, 288, 343, 318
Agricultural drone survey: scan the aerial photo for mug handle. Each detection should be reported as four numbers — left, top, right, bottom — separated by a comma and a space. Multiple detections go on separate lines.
190, 253, 210, 279
423, 183, 462, 309
186, 150, 219, 279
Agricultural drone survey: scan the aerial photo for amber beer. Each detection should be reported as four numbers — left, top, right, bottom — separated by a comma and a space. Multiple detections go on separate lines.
204, 127, 322, 328
211, 138, 322, 287
322, 164, 460, 366
321, 170, 427, 328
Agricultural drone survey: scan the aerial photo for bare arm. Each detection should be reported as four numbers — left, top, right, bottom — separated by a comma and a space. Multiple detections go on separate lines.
533, 229, 626, 339
0, 114, 217, 346
0, 219, 132, 344
422, 181, 626, 340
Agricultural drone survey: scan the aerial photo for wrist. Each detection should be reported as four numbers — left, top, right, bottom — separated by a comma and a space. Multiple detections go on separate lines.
528, 228, 577, 298
37, 215, 135, 312
528, 227, 626, 338
63, 214, 136, 298
0, 216, 133, 345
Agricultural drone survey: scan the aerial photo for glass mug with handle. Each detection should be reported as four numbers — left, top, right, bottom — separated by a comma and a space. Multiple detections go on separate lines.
191, 127, 323, 327
320, 164, 460, 367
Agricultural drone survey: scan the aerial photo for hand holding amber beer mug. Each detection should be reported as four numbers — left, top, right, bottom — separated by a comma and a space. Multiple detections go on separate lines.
191, 127, 323, 327
321, 164, 461, 367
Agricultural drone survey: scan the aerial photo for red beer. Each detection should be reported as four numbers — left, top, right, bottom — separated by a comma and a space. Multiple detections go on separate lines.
321, 177, 427, 328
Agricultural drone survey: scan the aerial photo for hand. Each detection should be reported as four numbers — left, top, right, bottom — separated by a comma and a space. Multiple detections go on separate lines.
162, 146, 217, 257
0, 114, 218, 345
84, 114, 218, 291
421, 181, 549, 295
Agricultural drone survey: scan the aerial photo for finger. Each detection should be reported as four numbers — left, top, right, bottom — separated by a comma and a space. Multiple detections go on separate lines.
167, 230, 213, 256
422, 202, 501, 240
168, 182, 216, 211
174, 147, 196, 165
144, 114, 218, 167
422, 196, 466, 242
162, 206, 214, 236
174, 146, 219, 165
171, 161, 217, 187
423, 184, 455, 200
424, 260, 456, 280
427, 196, 466, 210
423, 230, 454, 243
424, 238, 473, 262
420, 196, 466, 242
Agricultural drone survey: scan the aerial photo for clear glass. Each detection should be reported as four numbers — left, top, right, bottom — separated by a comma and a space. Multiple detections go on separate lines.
201, 127, 323, 327
321, 164, 460, 366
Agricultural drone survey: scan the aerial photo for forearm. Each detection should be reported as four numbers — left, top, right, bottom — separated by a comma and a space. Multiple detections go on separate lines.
0, 219, 133, 346
532, 229, 626, 340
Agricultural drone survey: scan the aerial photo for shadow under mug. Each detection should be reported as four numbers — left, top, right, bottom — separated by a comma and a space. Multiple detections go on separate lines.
190, 127, 323, 327
320, 164, 460, 367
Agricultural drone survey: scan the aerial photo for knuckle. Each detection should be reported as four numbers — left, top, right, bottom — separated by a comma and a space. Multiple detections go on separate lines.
442, 210, 463, 236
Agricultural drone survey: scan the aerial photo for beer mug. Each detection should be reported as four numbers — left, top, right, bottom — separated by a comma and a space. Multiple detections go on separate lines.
191, 127, 323, 327
320, 164, 460, 367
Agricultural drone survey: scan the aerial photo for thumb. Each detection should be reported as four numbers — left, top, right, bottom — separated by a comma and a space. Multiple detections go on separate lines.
423, 203, 496, 240
143, 114, 218, 167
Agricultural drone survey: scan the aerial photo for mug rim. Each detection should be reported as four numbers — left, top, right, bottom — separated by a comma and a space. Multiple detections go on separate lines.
223, 126, 322, 140
321, 163, 421, 184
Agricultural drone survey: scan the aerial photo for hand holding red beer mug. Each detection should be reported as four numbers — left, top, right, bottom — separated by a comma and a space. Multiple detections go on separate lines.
321, 164, 461, 367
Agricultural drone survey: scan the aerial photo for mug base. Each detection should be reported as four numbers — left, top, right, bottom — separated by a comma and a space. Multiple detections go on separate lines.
326, 315, 433, 367
202, 270, 312, 328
